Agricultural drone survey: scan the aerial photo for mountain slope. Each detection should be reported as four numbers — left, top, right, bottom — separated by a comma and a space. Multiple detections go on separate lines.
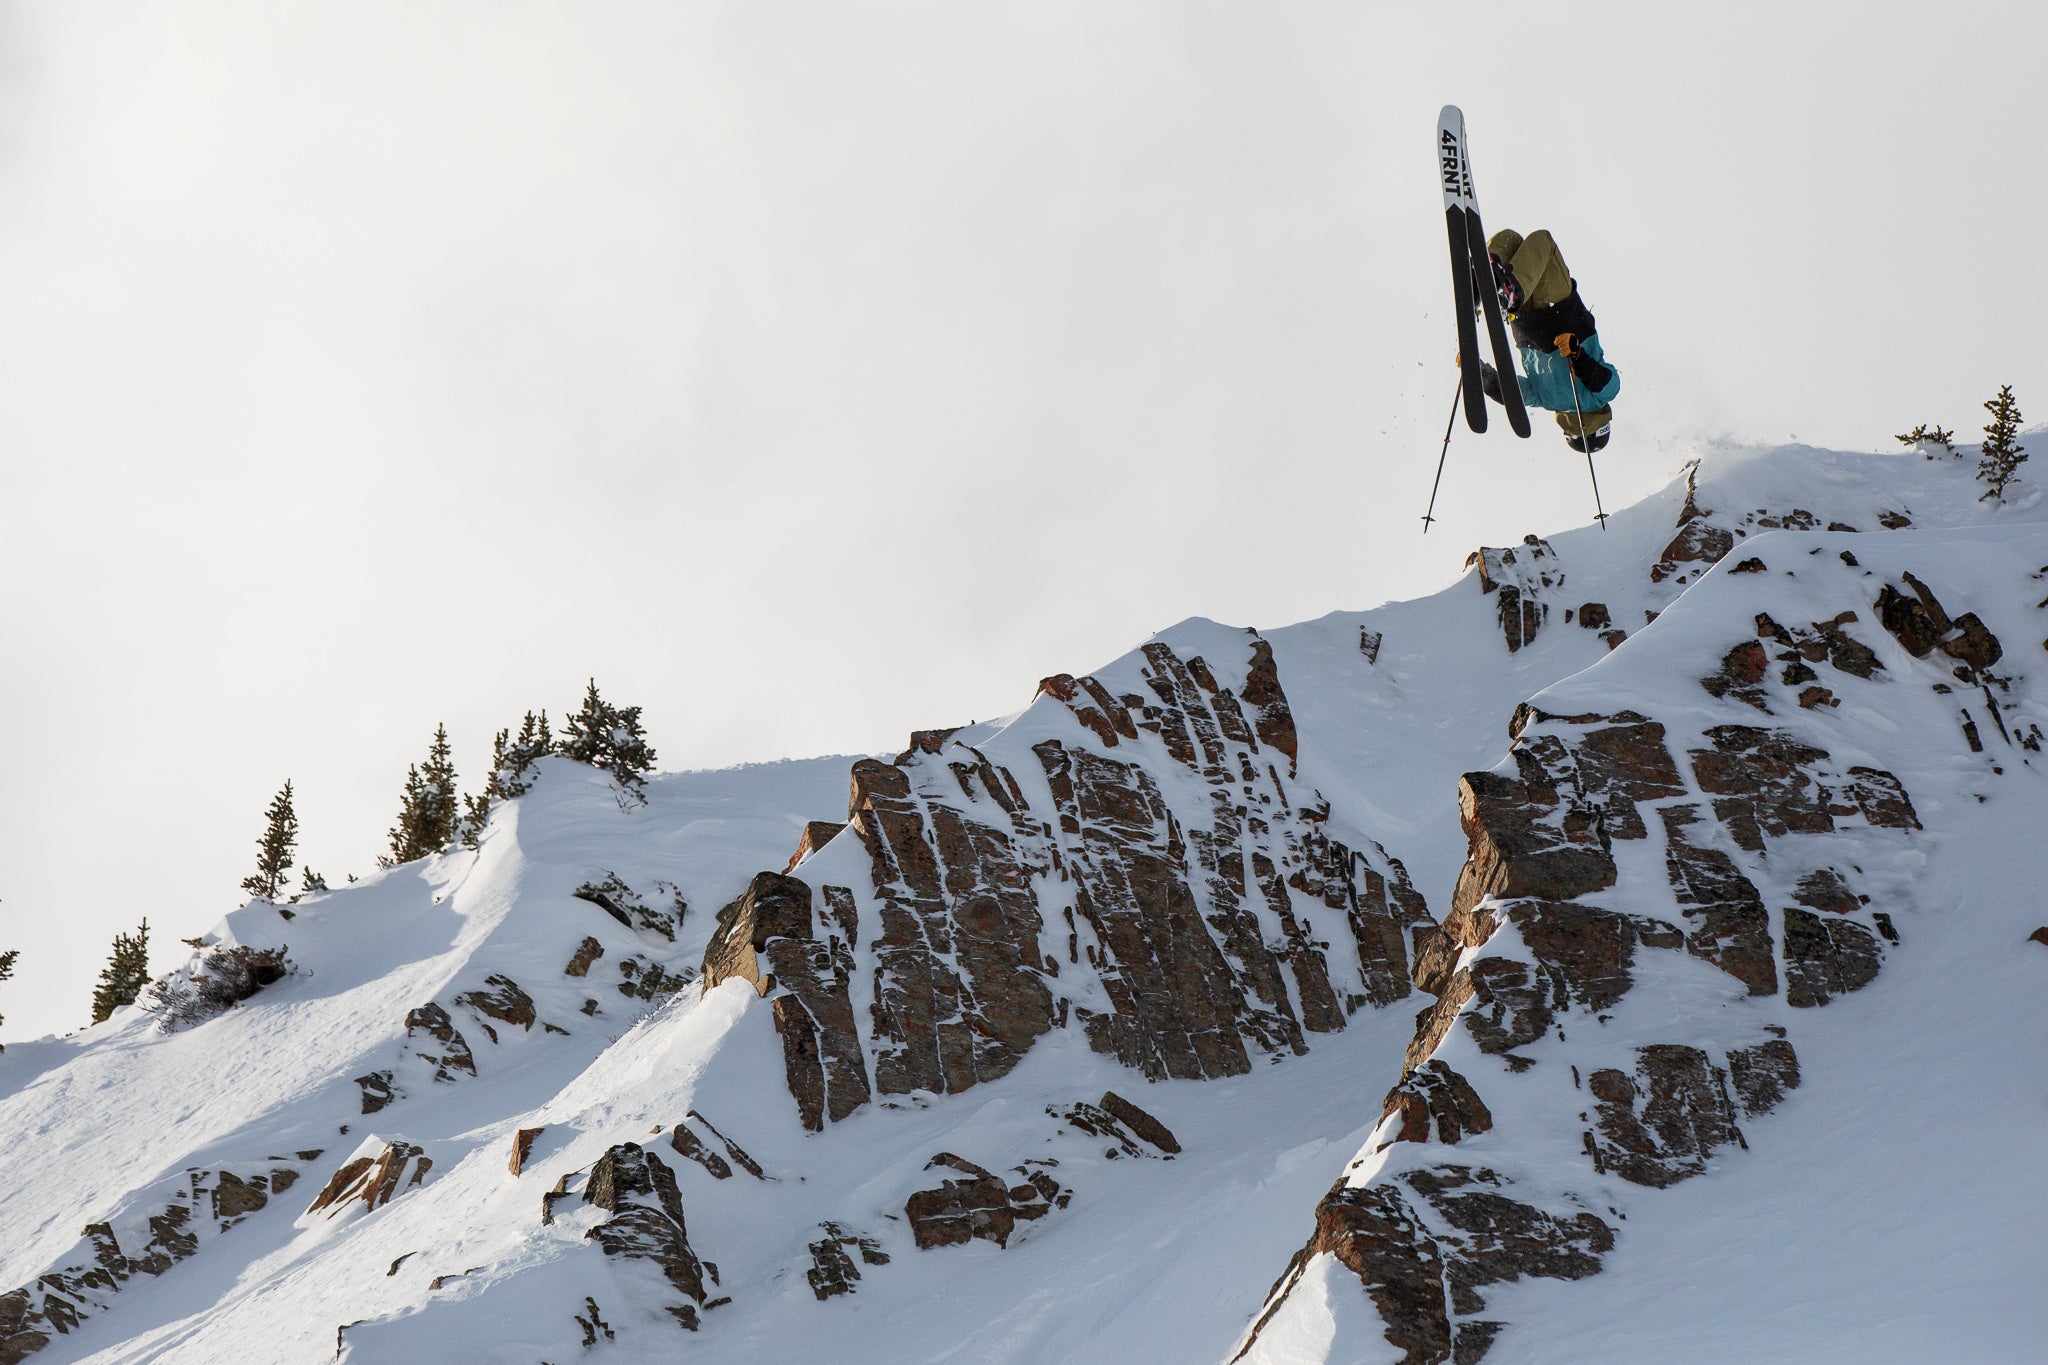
2, 441, 2043, 1365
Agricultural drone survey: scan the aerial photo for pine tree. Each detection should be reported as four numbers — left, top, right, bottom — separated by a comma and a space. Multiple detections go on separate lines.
0, 944, 17, 1047
386, 724, 461, 864
240, 781, 299, 902
299, 865, 329, 896
558, 680, 656, 802
1976, 385, 2028, 503
90, 919, 150, 1025
462, 710, 555, 848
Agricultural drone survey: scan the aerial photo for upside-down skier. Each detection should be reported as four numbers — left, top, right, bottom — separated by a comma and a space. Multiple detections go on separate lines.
1476, 228, 1620, 454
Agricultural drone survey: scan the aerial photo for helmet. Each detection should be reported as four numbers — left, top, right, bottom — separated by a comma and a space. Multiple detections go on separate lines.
1565, 424, 1611, 455
1488, 253, 1523, 318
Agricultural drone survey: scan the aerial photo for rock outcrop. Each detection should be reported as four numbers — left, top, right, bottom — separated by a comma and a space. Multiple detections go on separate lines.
1239, 1165, 1613, 1365
805, 1223, 889, 1299
701, 872, 870, 1131
727, 633, 1433, 1129
579, 1144, 712, 1330
1466, 536, 1562, 652
903, 1153, 1067, 1251
1254, 588, 1927, 1361
305, 1140, 433, 1219
0, 1154, 319, 1364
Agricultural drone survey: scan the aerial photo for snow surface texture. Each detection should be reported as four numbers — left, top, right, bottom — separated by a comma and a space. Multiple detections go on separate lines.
1, 442, 2044, 1364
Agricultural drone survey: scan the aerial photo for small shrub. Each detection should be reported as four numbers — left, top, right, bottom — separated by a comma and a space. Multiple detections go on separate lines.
1894, 423, 1956, 457
144, 944, 295, 1033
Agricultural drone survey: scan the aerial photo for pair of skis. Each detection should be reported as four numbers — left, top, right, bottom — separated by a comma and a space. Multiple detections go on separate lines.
1440, 105, 1528, 443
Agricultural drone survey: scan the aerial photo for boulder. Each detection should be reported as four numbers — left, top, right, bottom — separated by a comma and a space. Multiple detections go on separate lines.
805, 1223, 889, 1299
306, 1140, 433, 1219
454, 975, 535, 1042
509, 1128, 543, 1177
402, 1003, 476, 1081
1097, 1091, 1181, 1156
581, 1144, 709, 1329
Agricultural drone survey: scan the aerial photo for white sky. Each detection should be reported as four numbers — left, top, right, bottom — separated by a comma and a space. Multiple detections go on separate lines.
2, 1, 2041, 1043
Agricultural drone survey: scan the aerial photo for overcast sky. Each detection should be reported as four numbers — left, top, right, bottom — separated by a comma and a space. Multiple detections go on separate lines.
2, 1, 2041, 1043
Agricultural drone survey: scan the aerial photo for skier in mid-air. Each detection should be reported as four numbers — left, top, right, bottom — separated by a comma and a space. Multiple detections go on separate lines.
1474, 228, 1619, 454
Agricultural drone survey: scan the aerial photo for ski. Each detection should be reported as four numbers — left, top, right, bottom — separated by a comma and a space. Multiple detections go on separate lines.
1438, 106, 1486, 434
1460, 123, 1532, 438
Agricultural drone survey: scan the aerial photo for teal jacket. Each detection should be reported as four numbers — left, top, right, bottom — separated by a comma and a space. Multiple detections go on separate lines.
1515, 333, 1620, 413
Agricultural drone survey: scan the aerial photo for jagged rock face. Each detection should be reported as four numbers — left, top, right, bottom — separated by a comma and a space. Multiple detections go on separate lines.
402, 1002, 476, 1081
306, 1141, 433, 1219
354, 1070, 398, 1114
1467, 536, 1561, 652
454, 975, 536, 1042
1242, 1166, 1613, 1365
1585, 1042, 1797, 1187
1659, 805, 1777, 995
1047, 1091, 1182, 1158
903, 1153, 1067, 1251
702, 871, 871, 1131
805, 1223, 889, 1299
727, 633, 1433, 1129
509, 1127, 543, 1176
1691, 725, 1920, 850
1380, 1061, 1493, 1148
0, 1155, 319, 1364
580, 1144, 710, 1329
666, 1111, 765, 1182
1268, 640, 1926, 1361
849, 751, 1057, 1096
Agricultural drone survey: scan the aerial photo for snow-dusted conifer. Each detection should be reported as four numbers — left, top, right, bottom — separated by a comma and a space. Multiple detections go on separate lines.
462, 709, 556, 848
1976, 385, 2027, 502
299, 865, 328, 896
1895, 423, 1957, 457
90, 919, 150, 1025
387, 724, 460, 864
558, 681, 656, 802
240, 781, 299, 903
0, 944, 17, 1047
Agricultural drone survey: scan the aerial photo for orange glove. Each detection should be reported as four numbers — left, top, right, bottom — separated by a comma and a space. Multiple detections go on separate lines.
1554, 333, 1576, 357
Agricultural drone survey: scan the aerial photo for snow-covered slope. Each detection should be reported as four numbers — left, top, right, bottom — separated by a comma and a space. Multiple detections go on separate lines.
2, 442, 2043, 1365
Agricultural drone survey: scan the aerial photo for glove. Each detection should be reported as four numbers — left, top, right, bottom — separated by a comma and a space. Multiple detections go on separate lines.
1553, 333, 1577, 358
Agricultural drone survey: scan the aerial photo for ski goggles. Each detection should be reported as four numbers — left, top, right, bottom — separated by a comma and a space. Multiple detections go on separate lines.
1488, 254, 1523, 319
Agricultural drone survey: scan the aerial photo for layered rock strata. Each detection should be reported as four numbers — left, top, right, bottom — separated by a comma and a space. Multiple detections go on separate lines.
708, 633, 1434, 1128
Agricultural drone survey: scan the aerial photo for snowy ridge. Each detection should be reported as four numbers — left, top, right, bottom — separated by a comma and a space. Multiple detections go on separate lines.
3, 442, 2045, 1364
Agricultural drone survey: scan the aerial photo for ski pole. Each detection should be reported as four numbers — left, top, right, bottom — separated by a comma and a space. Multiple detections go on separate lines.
1421, 375, 1462, 532
1564, 364, 1608, 530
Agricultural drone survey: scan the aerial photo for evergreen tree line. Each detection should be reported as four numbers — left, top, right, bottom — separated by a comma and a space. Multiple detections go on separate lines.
0, 935, 16, 1053
46, 682, 658, 1037
1897, 383, 2029, 503
239, 678, 654, 892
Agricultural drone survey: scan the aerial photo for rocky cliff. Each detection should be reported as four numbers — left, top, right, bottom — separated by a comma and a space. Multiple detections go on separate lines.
1, 443, 2042, 1365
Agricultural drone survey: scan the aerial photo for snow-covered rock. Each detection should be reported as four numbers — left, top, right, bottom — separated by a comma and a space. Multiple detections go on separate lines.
2, 441, 2044, 1364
